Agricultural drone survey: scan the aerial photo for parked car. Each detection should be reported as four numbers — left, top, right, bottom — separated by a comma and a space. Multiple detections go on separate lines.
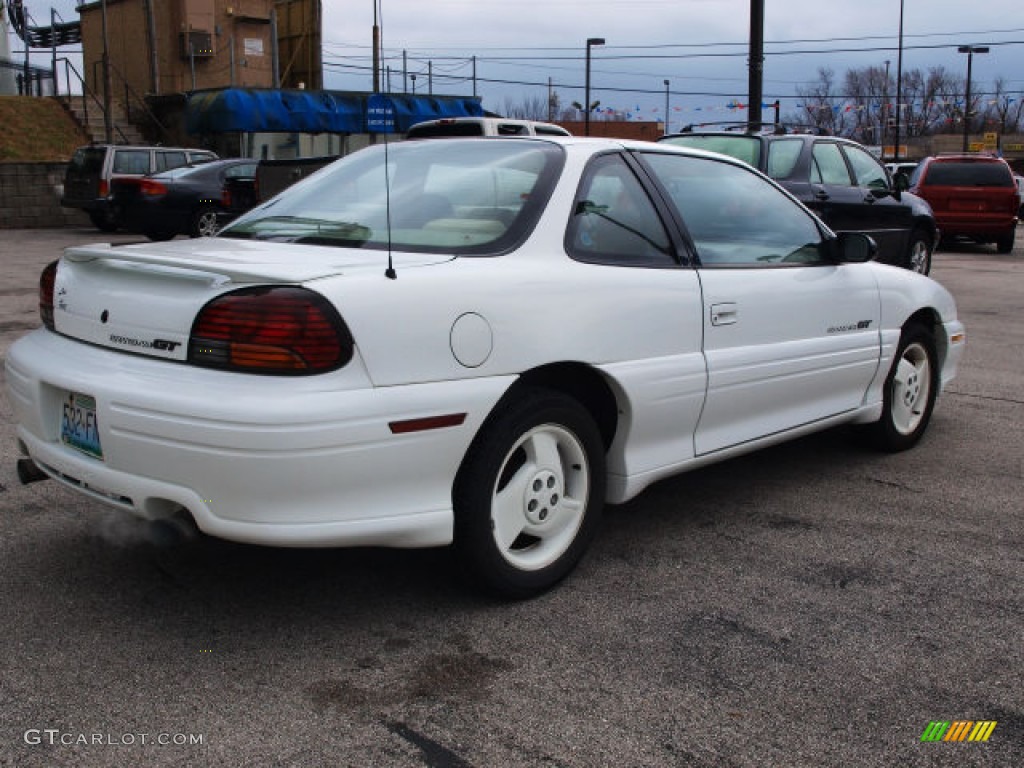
407, 117, 572, 138
885, 161, 918, 188
659, 126, 938, 274
112, 158, 259, 241
908, 154, 1020, 253
1015, 174, 1024, 217
61, 144, 218, 232
7, 137, 965, 597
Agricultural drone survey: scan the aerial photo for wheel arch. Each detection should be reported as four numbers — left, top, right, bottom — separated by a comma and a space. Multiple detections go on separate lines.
904, 307, 947, 369
455, 362, 620, 489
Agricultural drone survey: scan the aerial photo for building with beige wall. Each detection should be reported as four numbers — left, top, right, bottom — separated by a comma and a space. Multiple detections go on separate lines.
77, 0, 302, 99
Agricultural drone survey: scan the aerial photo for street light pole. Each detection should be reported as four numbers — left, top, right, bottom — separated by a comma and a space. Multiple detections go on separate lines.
893, 0, 904, 162
584, 37, 604, 136
958, 45, 990, 152
663, 79, 670, 135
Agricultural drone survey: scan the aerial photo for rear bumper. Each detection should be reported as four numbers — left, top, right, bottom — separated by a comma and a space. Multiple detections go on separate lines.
6, 329, 513, 548
935, 214, 1016, 238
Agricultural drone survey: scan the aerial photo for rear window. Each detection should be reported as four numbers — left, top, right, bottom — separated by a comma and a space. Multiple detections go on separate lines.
69, 147, 105, 173
222, 139, 565, 255
922, 162, 1013, 187
407, 123, 485, 138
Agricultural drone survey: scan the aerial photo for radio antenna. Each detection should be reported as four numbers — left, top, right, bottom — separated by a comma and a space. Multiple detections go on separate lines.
383, 126, 397, 279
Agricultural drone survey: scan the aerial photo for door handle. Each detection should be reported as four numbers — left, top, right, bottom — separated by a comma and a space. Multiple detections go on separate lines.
813, 189, 829, 201
710, 303, 738, 326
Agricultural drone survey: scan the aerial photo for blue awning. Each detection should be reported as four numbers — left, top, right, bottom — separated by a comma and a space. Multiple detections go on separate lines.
382, 95, 484, 131
185, 88, 483, 134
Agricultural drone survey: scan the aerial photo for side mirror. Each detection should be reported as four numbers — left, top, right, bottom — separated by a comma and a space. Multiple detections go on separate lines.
893, 172, 910, 192
833, 232, 877, 263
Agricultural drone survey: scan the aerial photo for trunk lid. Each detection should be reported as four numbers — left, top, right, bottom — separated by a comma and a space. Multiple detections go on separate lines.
54, 237, 453, 362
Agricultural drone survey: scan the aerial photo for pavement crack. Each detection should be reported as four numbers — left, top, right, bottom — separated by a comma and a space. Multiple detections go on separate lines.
946, 389, 1024, 406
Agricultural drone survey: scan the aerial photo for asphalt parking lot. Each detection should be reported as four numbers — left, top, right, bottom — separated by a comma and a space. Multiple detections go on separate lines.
0, 227, 1021, 768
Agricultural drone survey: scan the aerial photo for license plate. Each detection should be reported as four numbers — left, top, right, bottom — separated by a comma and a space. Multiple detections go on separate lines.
60, 391, 103, 460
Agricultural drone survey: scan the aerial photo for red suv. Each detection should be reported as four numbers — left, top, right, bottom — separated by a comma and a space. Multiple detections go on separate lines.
908, 154, 1019, 253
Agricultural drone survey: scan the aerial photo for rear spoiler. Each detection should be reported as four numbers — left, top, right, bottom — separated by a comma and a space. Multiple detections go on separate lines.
62, 243, 345, 284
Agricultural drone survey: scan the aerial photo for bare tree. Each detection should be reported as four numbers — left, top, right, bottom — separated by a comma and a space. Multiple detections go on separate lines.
987, 76, 1024, 134
792, 67, 849, 134
502, 94, 550, 120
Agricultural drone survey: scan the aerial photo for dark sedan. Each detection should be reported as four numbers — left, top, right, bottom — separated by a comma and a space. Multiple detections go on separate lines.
112, 159, 259, 241
659, 126, 938, 274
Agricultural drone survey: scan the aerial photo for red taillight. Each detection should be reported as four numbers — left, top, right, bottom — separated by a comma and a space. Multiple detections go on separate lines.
139, 179, 168, 197
221, 187, 232, 207
188, 286, 353, 374
40, 260, 57, 331
98, 179, 109, 197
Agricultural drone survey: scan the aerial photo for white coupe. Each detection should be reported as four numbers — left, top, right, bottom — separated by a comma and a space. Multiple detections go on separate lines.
6, 137, 965, 596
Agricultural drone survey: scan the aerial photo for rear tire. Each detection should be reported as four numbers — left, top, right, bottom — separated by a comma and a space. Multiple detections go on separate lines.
453, 388, 605, 598
190, 207, 220, 238
864, 323, 939, 452
996, 231, 1014, 254
89, 209, 119, 233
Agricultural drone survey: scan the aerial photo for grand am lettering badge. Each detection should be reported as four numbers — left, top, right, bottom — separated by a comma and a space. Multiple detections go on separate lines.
109, 334, 181, 352
827, 320, 873, 334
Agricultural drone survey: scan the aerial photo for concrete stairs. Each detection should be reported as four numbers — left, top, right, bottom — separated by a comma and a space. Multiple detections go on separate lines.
61, 95, 146, 145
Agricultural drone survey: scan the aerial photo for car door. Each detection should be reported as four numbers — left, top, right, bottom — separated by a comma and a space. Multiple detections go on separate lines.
840, 142, 912, 259
638, 151, 882, 455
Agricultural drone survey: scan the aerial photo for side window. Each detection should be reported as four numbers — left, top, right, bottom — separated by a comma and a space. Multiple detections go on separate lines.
567, 153, 674, 267
844, 145, 889, 190
641, 152, 825, 267
156, 151, 188, 172
811, 143, 852, 186
111, 149, 152, 174
765, 139, 803, 179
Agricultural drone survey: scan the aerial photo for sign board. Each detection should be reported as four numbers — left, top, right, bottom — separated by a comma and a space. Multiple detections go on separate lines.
983, 132, 998, 142
367, 94, 395, 133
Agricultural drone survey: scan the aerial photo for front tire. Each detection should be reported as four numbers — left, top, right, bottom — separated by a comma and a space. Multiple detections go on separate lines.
865, 323, 939, 451
454, 388, 605, 598
905, 228, 932, 274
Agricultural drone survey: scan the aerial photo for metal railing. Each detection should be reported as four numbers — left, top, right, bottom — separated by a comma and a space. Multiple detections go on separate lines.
0, 58, 54, 96
56, 57, 169, 146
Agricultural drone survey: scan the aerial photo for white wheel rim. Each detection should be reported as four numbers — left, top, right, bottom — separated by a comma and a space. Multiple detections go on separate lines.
891, 342, 931, 435
489, 423, 589, 571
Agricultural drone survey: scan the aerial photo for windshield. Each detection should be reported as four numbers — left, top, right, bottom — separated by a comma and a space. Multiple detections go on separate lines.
221, 140, 565, 254
660, 135, 762, 168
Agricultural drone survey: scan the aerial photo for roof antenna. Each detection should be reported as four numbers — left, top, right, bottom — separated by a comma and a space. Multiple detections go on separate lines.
383, 130, 397, 280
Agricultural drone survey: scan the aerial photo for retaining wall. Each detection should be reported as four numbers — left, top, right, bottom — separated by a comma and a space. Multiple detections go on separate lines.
0, 162, 88, 229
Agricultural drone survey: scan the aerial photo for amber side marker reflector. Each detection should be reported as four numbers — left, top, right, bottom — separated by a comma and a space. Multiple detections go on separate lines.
389, 413, 467, 434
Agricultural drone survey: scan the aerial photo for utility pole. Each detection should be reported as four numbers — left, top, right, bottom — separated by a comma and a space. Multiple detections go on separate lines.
748, 0, 764, 128
372, 0, 380, 92
100, 0, 112, 143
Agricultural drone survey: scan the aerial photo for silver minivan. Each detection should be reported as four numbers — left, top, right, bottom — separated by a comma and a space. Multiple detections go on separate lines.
61, 144, 218, 231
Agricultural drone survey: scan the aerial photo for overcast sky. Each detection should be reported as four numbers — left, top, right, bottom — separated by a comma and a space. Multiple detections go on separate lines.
7, 0, 1023, 130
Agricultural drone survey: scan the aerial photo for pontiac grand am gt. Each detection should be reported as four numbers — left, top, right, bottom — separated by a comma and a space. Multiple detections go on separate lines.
6, 137, 965, 597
